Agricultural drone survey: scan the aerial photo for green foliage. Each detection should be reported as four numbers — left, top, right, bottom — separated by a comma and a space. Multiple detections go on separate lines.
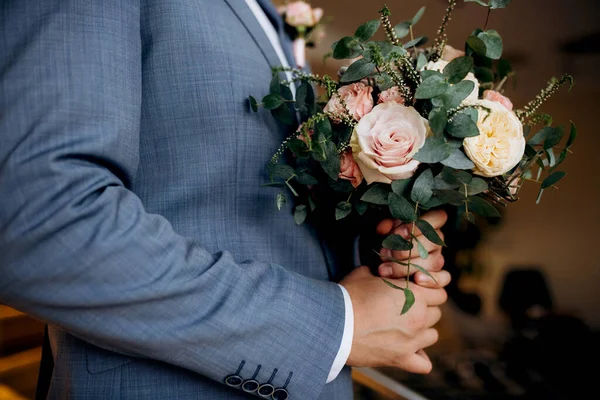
249, 96, 258, 112
268, 164, 295, 180
392, 179, 411, 196
403, 37, 428, 49
389, 193, 417, 222
415, 75, 449, 99
468, 196, 501, 218
276, 193, 286, 211
438, 80, 475, 109
459, 177, 488, 195
320, 141, 341, 180
263, 94, 283, 110
355, 20, 381, 41
336, 202, 353, 220
542, 171, 567, 189
433, 189, 465, 206
413, 137, 452, 163
271, 103, 294, 125
447, 113, 480, 138
401, 288, 415, 315
441, 149, 476, 170
465, 0, 512, 9
333, 36, 363, 59
429, 108, 448, 136
361, 184, 391, 205
294, 205, 307, 225
340, 58, 376, 83
395, 21, 411, 38
382, 234, 413, 251
478, 30, 503, 59
411, 169, 434, 204
443, 57, 474, 84
416, 219, 446, 246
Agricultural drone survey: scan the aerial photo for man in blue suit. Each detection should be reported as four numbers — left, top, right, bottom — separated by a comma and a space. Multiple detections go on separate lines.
0, 0, 450, 398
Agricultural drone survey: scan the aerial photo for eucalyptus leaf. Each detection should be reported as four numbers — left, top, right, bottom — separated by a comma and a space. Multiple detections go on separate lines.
443, 56, 474, 84
383, 278, 404, 290
249, 96, 258, 112
433, 189, 465, 206
340, 58, 376, 83
497, 59, 512, 79
276, 193, 286, 210
355, 201, 368, 215
477, 30, 503, 59
335, 202, 353, 220
382, 234, 414, 251
459, 177, 489, 195
465, 0, 489, 6
270, 74, 281, 94
389, 193, 417, 222
268, 164, 295, 180
429, 108, 448, 136
333, 36, 363, 59
566, 121, 577, 149
417, 53, 428, 70
475, 66, 494, 82
413, 137, 452, 163
544, 126, 564, 149
395, 21, 411, 38
361, 184, 391, 205
294, 205, 307, 225
541, 171, 567, 189
411, 169, 434, 204
536, 188, 544, 204
440, 80, 475, 109
416, 219, 446, 246
355, 20, 381, 41
466, 36, 487, 56
490, 0, 512, 9
295, 171, 318, 185
412, 235, 429, 259
271, 103, 294, 125
401, 288, 415, 315
468, 196, 501, 218
448, 113, 480, 138
441, 149, 476, 170
392, 179, 411, 195
546, 148, 556, 167
403, 36, 428, 49
263, 94, 283, 110
412, 7, 426, 25
320, 141, 341, 180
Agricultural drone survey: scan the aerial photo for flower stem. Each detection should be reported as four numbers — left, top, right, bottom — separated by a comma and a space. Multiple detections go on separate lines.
484, 7, 491, 31
406, 202, 419, 289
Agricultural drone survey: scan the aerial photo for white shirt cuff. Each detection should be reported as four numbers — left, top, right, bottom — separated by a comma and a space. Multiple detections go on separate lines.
326, 284, 354, 383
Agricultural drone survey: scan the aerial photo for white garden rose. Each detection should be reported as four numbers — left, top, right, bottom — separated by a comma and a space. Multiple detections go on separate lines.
422, 60, 479, 102
350, 102, 428, 184
463, 99, 526, 177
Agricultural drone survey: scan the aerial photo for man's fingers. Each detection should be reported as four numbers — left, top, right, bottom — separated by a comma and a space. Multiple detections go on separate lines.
399, 348, 434, 374
379, 250, 445, 278
376, 219, 394, 236
415, 270, 451, 289
420, 287, 448, 307
425, 306, 442, 328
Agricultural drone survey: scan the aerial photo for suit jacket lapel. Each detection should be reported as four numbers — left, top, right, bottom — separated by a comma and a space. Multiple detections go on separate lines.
223, 0, 282, 69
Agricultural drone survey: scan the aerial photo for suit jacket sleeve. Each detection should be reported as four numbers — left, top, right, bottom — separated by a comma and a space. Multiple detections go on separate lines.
0, 1, 345, 397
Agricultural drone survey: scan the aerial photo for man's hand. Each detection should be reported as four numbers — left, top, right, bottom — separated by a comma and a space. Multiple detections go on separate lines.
340, 266, 448, 373
376, 210, 449, 288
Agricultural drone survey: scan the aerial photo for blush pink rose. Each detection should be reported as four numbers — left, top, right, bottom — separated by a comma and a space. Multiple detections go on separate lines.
441, 45, 466, 62
483, 90, 514, 111
377, 87, 405, 105
339, 151, 364, 188
350, 102, 429, 184
323, 82, 374, 122
285, 1, 323, 27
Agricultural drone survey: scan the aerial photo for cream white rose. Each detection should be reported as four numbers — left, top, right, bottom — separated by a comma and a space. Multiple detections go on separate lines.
463, 99, 526, 177
350, 102, 428, 184
422, 59, 479, 102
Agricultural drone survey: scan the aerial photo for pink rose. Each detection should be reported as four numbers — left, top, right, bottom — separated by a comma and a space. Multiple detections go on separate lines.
323, 82, 374, 122
377, 87, 405, 105
285, 2, 322, 27
483, 90, 514, 111
339, 151, 364, 188
441, 45, 466, 62
350, 102, 428, 184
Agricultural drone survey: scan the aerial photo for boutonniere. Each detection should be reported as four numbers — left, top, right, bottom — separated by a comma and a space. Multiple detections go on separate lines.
278, 1, 325, 68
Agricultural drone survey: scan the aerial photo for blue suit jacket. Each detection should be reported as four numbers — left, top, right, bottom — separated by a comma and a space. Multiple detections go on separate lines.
0, 0, 354, 398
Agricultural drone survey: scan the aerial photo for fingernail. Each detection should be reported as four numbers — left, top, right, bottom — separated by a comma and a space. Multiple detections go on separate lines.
380, 265, 393, 277
417, 274, 431, 283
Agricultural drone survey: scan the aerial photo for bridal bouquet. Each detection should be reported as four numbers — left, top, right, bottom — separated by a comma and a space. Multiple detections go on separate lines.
250, 0, 576, 313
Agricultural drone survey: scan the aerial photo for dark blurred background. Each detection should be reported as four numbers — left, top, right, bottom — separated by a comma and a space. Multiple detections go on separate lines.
1, 0, 599, 399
